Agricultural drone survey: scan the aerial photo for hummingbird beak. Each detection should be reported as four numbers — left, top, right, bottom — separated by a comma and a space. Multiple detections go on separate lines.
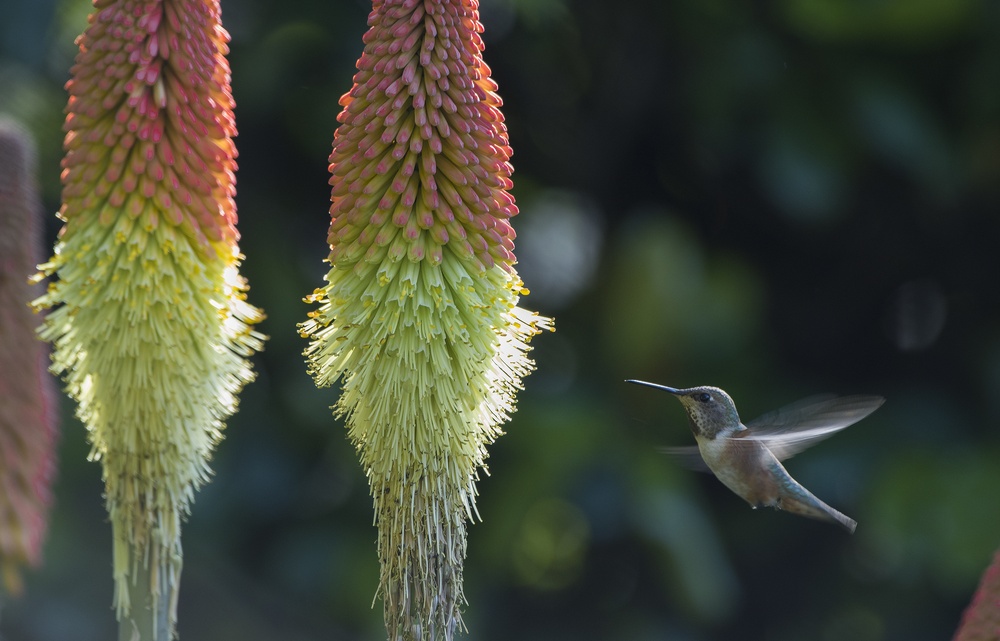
625, 379, 683, 394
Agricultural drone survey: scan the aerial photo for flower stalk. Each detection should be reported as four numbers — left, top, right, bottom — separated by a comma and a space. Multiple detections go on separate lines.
34, 0, 264, 638
301, 1, 552, 639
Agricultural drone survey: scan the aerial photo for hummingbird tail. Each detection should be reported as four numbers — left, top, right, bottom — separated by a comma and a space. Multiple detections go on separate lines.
779, 496, 858, 534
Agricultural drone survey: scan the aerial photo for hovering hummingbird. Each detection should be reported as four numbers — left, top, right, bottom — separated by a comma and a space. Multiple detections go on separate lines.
626, 380, 884, 533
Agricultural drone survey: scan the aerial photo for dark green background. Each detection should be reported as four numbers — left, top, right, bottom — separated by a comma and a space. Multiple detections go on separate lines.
2, 0, 1000, 639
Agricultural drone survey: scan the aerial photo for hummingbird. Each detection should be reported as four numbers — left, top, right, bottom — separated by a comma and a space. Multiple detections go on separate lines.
626, 380, 884, 533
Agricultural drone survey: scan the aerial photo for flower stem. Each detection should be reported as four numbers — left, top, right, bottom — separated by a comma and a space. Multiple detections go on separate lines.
117, 542, 173, 641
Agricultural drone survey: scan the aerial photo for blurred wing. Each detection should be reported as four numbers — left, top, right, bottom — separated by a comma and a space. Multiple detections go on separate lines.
658, 446, 712, 472
741, 395, 885, 461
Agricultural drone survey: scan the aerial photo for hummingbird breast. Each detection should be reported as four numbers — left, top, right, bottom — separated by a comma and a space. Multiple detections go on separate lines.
696, 434, 783, 508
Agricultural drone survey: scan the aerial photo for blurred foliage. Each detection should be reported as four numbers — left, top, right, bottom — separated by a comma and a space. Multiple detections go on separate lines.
3, 0, 1000, 639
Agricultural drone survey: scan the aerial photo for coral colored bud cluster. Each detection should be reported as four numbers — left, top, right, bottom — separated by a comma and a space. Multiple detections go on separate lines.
59, 0, 239, 250
326, 0, 518, 274
302, 1, 552, 639
34, 0, 263, 632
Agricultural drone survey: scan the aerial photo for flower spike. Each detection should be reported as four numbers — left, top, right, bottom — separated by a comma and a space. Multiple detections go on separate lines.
34, 0, 264, 637
301, 1, 552, 639
0, 120, 59, 598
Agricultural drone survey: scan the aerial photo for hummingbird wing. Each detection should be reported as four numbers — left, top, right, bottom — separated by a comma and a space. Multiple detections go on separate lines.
657, 446, 712, 472
657, 395, 883, 470
738, 395, 884, 461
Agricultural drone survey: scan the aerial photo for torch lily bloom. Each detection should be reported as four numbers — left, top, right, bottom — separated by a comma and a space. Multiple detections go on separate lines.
954, 548, 1000, 641
0, 120, 58, 597
34, 0, 263, 636
301, 1, 552, 639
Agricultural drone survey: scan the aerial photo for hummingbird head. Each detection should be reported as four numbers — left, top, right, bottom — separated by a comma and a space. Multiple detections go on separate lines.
626, 380, 741, 439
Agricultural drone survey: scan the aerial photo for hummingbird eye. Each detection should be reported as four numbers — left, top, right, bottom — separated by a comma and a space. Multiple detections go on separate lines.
696, 392, 711, 403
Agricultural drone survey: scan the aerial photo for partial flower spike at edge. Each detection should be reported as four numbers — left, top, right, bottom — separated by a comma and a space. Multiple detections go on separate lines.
300, 1, 552, 639
33, 0, 265, 637
0, 120, 59, 599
